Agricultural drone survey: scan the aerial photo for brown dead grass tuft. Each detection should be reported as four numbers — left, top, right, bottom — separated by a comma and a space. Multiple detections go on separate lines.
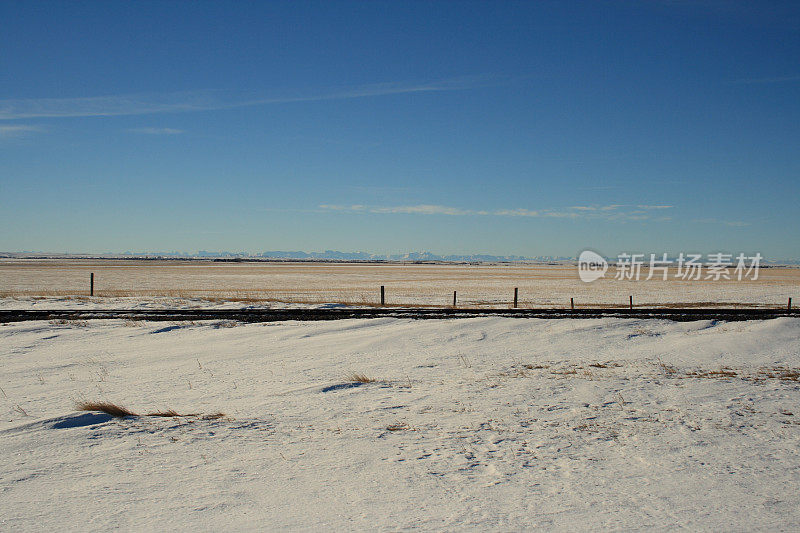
758, 367, 800, 382
78, 402, 226, 420
687, 367, 738, 379
143, 410, 227, 419
657, 358, 678, 376
77, 401, 137, 418
146, 409, 186, 417
347, 372, 378, 383
50, 319, 89, 327
552, 367, 579, 376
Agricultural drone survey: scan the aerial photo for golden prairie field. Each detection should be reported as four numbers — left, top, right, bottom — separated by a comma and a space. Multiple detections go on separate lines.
0, 259, 798, 308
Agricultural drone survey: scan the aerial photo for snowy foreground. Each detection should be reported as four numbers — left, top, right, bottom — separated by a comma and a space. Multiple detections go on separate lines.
2, 316, 800, 530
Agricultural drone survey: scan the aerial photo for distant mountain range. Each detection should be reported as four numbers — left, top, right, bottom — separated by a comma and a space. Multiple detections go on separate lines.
0, 250, 571, 263
196, 250, 571, 262
3, 250, 799, 265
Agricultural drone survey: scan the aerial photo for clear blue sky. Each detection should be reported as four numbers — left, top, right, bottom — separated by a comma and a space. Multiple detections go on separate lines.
1, 1, 798, 259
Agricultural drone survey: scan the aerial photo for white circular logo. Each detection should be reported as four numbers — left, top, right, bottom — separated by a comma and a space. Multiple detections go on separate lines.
578, 250, 608, 283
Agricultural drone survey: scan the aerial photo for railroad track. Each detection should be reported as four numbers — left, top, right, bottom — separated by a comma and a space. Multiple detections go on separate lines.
1, 308, 798, 323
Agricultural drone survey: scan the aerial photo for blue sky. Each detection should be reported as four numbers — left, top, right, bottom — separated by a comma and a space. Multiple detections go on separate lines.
1, 1, 798, 259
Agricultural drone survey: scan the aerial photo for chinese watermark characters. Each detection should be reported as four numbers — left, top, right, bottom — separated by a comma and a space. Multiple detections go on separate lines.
578, 250, 762, 283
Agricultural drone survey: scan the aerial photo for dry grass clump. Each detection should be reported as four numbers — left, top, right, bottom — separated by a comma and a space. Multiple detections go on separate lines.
758, 367, 800, 382
506, 360, 800, 383
657, 359, 678, 376
50, 319, 89, 327
654, 365, 800, 382
146, 409, 183, 417
146, 410, 228, 419
521, 363, 550, 370
77, 401, 227, 420
552, 367, 579, 376
628, 327, 659, 338
76, 401, 137, 418
503, 367, 529, 378
687, 367, 738, 379
347, 372, 378, 383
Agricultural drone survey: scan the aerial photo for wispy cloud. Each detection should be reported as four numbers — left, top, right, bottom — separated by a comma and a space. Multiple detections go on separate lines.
319, 203, 673, 221
128, 127, 184, 135
495, 208, 544, 217
694, 218, 751, 227
0, 124, 44, 138
570, 204, 625, 212
497, 208, 579, 218
371, 204, 481, 216
0, 76, 488, 120
637, 204, 674, 209
318, 204, 367, 212
319, 204, 483, 216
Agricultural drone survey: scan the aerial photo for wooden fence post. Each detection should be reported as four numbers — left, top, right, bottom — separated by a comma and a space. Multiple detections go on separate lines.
629, 295, 633, 309
570, 297, 574, 310
453, 291, 457, 307
380, 286, 385, 306
513, 287, 518, 308
90, 273, 94, 297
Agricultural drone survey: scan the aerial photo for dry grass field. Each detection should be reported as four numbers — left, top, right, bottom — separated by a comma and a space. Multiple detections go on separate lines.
0, 258, 797, 308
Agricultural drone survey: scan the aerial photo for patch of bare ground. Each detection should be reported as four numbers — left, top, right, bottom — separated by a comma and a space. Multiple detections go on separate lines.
49, 319, 89, 327
756, 367, 800, 382
504, 362, 800, 383
686, 368, 738, 379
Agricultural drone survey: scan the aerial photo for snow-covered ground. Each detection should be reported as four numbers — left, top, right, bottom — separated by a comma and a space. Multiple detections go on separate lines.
2, 316, 800, 530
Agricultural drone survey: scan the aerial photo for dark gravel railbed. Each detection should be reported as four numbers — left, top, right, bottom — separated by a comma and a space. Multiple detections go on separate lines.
1, 307, 798, 323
